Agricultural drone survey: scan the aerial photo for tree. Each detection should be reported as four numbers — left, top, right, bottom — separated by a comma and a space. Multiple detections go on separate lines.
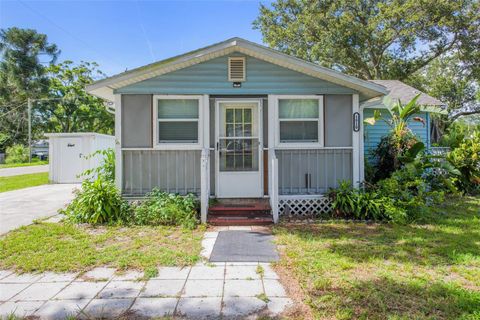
408, 53, 480, 139
0, 27, 60, 150
253, 0, 480, 81
35, 61, 114, 134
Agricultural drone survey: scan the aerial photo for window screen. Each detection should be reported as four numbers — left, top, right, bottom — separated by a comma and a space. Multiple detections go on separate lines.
278, 99, 320, 143
157, 99, 199, 143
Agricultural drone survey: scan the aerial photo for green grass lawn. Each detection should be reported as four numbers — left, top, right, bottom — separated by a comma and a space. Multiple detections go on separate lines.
0, 160, 48, 169
0, 172, 49, 193
0, 222, 205, 273
274, 196, 480, 320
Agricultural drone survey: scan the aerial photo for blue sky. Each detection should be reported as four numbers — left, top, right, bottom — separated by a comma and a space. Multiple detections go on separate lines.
0, 0, 269, 76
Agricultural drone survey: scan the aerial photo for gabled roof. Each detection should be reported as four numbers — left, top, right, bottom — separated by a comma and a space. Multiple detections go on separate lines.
86, 37, 387, 103
362, 80, 447, 114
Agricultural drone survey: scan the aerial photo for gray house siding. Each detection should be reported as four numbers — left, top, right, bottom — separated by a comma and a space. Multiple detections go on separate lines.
121, 95, 152, 148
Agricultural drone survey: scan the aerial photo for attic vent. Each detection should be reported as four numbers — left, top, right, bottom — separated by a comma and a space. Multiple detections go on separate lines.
228, 57, 246, 82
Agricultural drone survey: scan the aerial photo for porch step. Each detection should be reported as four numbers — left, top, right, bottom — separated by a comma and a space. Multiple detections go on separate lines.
207, 200, 273, 226
208, 216, 274, 226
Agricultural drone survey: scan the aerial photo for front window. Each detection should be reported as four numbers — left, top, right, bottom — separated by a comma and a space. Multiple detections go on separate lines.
278, 97, 322, 144
157, 98, 199, 143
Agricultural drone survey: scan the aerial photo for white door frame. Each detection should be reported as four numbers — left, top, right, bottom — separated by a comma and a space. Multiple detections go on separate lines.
214, 98, 263, 198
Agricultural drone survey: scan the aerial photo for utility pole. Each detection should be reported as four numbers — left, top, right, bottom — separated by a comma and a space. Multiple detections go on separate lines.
28, 98, 32, 163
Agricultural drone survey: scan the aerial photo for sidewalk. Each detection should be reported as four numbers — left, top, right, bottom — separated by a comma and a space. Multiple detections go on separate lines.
0, 230, 292, 319
0, 164, 49, 177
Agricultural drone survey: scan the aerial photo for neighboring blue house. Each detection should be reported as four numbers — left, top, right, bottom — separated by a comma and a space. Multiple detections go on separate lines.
361, 80, 446, 158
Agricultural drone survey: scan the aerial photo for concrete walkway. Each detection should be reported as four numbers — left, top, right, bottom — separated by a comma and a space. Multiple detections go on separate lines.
0, 230, 292, 319
0, 184, 78, 235
0, 164, 49, 177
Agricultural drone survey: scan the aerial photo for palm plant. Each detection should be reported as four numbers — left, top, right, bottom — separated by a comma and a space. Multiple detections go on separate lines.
365, 94, 426, 176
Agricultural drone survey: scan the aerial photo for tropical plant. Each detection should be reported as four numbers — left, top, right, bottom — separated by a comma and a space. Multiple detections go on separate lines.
133, 189, 199, 229
365, 95, 426, 181
62, 177, 130, 224
5, 144, 29, 164
446, 130, 480, 194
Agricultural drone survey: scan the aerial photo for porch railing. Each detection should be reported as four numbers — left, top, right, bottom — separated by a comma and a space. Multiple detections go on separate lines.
122, 149, 201, 196
276, 148, 353, 195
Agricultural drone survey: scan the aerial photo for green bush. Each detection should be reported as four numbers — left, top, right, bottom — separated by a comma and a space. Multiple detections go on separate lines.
370, 131, 422, 182
61, 177, 130, 224
447, 130, 480, 194
81, 148, 115, 182
328, 181, 400, 222
5, 144, 29, 164
133, 189, 199, 229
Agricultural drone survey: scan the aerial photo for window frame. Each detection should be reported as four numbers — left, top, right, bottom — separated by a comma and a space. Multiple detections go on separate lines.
153, 95, 204, 150
275, 95, 324, 148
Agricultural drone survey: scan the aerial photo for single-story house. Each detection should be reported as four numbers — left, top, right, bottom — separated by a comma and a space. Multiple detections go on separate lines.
86, 37, 445, 225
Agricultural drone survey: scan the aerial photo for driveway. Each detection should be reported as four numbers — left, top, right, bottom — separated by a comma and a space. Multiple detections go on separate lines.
0, 164, 49, 177
0, 184, 78, 235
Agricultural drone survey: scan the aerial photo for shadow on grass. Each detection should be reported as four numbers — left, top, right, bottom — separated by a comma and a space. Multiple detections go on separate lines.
277, 197, 480, 267
309, 276, 480, 320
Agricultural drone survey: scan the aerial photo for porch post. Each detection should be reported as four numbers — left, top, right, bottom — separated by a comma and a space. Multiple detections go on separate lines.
114, 94, 122, 190
359, 104, 365, 183
267, 95, 279, 223
352, 94, 360, 188
200, 94, 210, 224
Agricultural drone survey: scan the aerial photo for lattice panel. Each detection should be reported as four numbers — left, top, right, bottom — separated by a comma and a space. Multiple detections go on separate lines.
278, 197, 333, 217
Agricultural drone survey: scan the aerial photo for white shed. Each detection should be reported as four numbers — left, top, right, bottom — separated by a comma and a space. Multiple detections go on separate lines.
45, 133, 116, 183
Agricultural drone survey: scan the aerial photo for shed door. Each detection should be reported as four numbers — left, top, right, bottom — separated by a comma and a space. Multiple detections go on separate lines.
215, 101, 263, 198
58, 137, 83, 183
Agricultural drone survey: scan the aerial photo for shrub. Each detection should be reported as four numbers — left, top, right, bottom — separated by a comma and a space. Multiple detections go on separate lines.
62, 177, 130, 224
5, 144, 29, 164
328, 181, 395, 222
81, 148, 115, 182
371, 131, 421, 181
133, 189, 199, 229
447, 130, 480, 194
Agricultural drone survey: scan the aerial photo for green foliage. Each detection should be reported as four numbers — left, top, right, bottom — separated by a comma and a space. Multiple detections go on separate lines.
328, 181, 404, 222
62, 177, 129, 224
5, 144, 29, 164
38, 61, 114, 134
62, 149, 128, 224
254, 0, 479, 81
371, 131, 422, 181
81, 148, 115, 182
133, 189, 199, 229
408, 54, 480, 136
366, 96, 427, 181
447, 131, 480, 194
0, 27, 59, 150
437, 120, 479, 149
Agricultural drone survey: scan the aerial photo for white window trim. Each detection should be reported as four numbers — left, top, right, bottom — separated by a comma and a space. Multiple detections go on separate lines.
274, 95, 324, 149
153, 95, 204, 150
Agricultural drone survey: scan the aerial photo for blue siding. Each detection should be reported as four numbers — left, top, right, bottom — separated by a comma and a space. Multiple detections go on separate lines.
115, 53, 357, 95
363, 109, 430, 158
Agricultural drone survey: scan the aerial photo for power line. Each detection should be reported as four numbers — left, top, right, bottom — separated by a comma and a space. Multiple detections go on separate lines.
17, 0, 127, 73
